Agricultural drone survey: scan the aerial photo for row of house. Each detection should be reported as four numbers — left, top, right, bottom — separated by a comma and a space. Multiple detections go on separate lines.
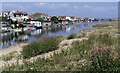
0, 11, 81, 21
0, 11, 50, 29
0, 11, 29, 22
1, 11, 110, 30
58, 16, 79, 21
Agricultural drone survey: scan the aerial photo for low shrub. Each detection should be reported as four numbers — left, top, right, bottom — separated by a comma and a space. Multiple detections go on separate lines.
89, 33, 113, 47
72, 40, 93, 58
1, 51, 17, 61
92, 24, 110, 28
89, 47, 119, 71
67, 34, 76, 39
2, 54, 14, 61
22, 37, 60, 59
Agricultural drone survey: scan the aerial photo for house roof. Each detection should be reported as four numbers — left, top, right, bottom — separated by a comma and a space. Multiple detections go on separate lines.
58, 16, 66, 19
28, 16, 33, 19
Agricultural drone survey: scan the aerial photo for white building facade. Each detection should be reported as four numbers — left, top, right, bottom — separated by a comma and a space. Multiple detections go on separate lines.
1, 11, 29, 22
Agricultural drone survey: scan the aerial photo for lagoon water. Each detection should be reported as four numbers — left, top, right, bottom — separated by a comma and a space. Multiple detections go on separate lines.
0, 22, 108, 49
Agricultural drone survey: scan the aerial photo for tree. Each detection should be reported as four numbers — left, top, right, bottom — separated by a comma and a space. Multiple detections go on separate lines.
36, 18, 44, 22
0, 16, 9, 21
51, 16, 59, 24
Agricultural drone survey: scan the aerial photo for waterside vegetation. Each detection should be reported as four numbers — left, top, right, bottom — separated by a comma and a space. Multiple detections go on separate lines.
1, 21, 120, 71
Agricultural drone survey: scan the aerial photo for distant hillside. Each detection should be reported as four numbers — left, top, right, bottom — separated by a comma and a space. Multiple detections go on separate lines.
30, 13, 48, 20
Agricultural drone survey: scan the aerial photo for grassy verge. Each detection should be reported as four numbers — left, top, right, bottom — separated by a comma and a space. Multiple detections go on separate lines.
0, 51, 21, 61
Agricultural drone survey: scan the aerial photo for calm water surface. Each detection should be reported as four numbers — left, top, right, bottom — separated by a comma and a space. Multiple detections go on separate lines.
0, 22, 108, 49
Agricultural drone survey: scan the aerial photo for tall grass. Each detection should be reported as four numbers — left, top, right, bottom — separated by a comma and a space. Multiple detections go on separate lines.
22, 37, 61, 59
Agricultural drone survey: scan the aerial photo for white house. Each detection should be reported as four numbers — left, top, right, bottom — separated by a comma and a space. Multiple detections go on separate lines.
0, 12, 2, 17
0, 11, 10, 17
66, 16, 72, 21
1, 11, 29, 22
11, 11, 29, 22
30, 20, 42, 28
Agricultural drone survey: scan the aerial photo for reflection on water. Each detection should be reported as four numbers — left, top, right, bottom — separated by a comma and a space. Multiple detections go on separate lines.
0, 22, 106, 49
31, 29, 42, 35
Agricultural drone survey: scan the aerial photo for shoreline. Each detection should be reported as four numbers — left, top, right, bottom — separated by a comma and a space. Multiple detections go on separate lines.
0, 43, 28, 56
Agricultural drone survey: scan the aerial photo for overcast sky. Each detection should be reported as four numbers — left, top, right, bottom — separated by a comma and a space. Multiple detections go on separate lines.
2, 2, 118, 18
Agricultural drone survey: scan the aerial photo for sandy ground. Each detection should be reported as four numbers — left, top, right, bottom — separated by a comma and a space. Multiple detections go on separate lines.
0, 43, 28, 56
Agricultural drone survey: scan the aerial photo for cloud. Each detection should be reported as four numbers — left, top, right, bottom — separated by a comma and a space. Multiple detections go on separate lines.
39, 3, 47, 5
33, 3, 69, 9
82, 5, 117, 12
33, 2, 47, 7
